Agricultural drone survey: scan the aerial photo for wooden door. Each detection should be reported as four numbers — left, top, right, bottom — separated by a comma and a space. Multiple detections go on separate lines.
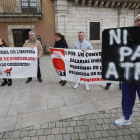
13, 30, 23, 47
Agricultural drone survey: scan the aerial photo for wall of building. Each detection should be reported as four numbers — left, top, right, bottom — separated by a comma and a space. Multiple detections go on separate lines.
54, 0, 136, 49
0, 0, 55, 53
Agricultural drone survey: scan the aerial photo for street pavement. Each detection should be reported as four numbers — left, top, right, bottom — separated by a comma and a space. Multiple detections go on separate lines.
0, 55, 139, 140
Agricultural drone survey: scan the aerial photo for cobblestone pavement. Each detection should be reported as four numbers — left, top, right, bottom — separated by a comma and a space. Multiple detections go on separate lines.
0, 104, 140, 140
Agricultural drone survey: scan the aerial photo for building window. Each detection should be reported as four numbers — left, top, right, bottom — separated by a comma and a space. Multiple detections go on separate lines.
90, 22, 100, 40
21, 0, 37, 13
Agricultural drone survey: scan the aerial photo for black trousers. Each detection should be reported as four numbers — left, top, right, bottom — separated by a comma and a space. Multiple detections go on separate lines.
3, 78, 12, 84
28, 59, 41, 80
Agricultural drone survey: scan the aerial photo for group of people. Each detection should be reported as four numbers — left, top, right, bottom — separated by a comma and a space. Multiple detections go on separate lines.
53, 32, 92, 90
50, 14, 140, 127
0, 31, 43, 86
0, 14, 140, 127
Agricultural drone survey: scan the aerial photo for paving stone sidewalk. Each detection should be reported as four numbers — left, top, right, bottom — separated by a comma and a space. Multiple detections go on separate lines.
0, 104, 140, 140
0, 55, 140, 139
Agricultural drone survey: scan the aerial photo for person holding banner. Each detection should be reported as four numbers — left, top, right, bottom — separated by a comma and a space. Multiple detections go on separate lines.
23, 31, 43, 83
0, 38, 12, 86
53, 33, 68, 86
114, 14, 140, 126
73, 31, 93, 91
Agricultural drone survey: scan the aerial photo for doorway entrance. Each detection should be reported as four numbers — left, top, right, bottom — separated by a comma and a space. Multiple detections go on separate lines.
13, 29, 31, 47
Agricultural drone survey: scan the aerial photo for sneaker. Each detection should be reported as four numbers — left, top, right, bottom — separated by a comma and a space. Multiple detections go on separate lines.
114, 117, 131, 126
74, 83, 80, 89
85, 84, 89, 91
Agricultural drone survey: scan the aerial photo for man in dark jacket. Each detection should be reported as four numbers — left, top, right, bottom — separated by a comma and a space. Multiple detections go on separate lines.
36, 35, 42, 45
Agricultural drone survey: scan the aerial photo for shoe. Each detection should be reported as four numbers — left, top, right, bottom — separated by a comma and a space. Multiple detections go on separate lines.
74, 83, 80, 89
61, 81, 66, 86
38, 78, 43, 83
59, 80, 63, 84
105, 85, 110, 90
26, 79, 32, 84
114, 117, 131, 126
8, 83, 12, 86
85, 84, 89, 91
1, 82, 7, 86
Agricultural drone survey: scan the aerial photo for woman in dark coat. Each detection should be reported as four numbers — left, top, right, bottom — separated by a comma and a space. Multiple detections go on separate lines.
53, 33, 68, 86
0, 38, 12, 86
54, 33, 68, 49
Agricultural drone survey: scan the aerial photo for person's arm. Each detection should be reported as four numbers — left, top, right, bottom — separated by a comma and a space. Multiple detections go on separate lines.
38, 41, 43, 59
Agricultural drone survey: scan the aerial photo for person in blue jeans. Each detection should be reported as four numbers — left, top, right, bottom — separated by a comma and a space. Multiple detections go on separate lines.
114, 14, 140, 126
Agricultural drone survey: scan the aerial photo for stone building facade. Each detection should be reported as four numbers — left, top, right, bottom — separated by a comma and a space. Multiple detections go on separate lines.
0, 0, 55, 53
54, 0, 140, 49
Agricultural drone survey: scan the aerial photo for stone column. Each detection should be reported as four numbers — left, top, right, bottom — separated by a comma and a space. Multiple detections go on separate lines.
54, 0, 68, 36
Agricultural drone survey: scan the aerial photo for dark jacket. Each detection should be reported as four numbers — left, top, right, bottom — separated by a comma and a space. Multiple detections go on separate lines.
37, 37, 42, 45
54, 38, 68, 48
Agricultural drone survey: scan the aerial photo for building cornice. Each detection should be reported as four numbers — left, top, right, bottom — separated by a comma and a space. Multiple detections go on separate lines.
53, 0, 140, 9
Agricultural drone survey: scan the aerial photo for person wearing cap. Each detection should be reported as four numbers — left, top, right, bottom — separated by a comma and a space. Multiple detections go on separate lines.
114, 14, 140, 126
73, 31, 93, 91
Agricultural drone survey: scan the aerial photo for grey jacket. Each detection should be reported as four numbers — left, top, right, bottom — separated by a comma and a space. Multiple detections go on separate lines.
73, 39, 93, 50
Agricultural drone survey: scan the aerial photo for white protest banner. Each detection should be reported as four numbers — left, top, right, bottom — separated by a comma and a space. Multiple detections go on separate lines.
50, 48, 116, 84
65, 49, 109, 84
0, 47, 37, 78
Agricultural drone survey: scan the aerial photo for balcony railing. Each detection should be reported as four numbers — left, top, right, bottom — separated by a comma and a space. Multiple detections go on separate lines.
0, 0, 42, 14
0, 0, 43, 22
